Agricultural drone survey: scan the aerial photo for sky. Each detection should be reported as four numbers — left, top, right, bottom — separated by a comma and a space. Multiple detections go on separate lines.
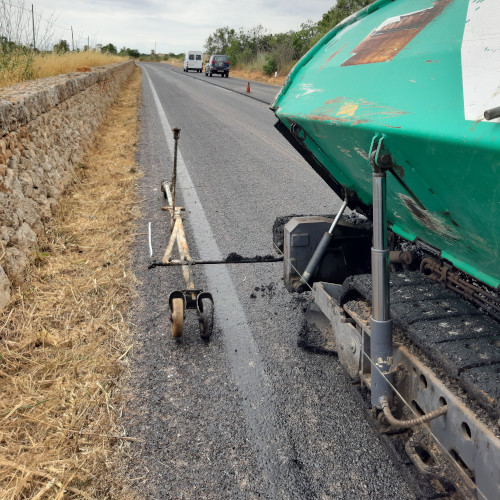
21, 0, 335, 54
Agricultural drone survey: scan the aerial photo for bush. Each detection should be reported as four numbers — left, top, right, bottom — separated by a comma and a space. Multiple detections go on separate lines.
238, 48, 254, 65
262, 53, 277, 76
0, 41, 35, 85
101, 43, 117, 55
53, 40, 69, 54
244, 52, 267, 73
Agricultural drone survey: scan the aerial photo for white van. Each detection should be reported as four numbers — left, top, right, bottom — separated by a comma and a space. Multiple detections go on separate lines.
183, 51, 203, 73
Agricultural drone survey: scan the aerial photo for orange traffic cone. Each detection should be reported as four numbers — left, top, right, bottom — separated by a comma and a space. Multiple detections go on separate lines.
246, 82, 251, 93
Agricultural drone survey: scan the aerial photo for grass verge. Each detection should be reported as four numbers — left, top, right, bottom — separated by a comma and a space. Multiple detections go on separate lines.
0, 50, 127, 88
0, 65, 142, 499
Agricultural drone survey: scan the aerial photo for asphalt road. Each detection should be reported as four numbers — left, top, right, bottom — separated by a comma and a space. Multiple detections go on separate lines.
124, 62, 417, 499
159, 62, 281, 104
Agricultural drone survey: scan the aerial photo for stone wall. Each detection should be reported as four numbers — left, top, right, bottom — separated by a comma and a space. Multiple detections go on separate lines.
0, 61, 135, 310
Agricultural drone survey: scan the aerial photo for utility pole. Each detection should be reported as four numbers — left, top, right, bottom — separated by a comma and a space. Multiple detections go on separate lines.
71, 26, 74, 51
88, 36, 90, 50
31, 4, 35, 50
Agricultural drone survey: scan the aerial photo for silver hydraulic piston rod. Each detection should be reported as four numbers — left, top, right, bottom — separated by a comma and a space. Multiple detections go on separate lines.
300, 198, 348, 287
370, 141, 393, 408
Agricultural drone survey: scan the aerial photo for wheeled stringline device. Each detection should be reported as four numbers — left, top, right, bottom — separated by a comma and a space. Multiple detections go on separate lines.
148, 128, 282, 340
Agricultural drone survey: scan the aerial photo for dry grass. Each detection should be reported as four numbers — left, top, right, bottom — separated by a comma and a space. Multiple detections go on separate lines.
232, 52, 288, 85
0, 66, 142, 498
34, 51, 126, 79
0, 50, 127, 88
161, 56, 183, 66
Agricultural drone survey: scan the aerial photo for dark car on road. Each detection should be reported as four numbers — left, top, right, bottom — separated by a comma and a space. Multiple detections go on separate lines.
205, 55, 229, 78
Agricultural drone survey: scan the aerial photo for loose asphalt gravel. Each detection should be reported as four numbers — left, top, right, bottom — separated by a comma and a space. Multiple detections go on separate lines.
123, 62, 418, 499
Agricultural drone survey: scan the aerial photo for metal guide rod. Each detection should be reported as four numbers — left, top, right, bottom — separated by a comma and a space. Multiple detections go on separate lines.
370, 139, 393, 409
149, 256, 283, 268
300, 198, 348, 285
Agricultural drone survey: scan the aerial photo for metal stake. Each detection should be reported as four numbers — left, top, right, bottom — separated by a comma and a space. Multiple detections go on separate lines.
171, 127, 180, 229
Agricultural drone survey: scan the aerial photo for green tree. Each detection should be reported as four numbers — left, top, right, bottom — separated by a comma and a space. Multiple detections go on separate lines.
316, 0, 374, 39
118, 46, 140, 58
53, 40, 69, 53
238, 25, 270, 55
291, 21, 318, 58
126, 48, 140, 58
267, 32, 295, 72
204, 27, 236, 54
101, 43, 117, 55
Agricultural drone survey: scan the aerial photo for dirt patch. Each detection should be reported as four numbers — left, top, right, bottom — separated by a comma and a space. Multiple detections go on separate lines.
230, 68, 285, 87
0, 66, 142, 498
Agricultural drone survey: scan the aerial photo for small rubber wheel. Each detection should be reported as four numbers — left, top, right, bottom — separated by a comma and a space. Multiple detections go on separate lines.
199, 297, 214, 339
171, 297, 184, 338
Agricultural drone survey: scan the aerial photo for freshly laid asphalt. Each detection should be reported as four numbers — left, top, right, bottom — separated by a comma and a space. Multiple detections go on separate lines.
123, 62, 417, 499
